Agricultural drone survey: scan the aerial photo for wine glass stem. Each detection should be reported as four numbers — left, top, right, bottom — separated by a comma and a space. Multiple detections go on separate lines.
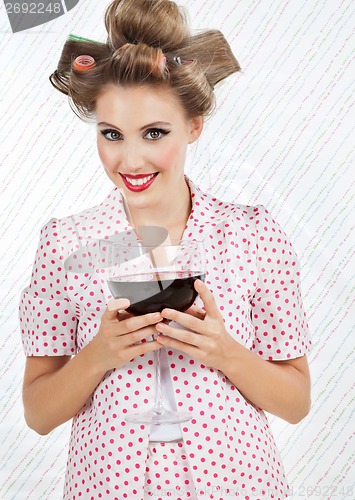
153, 342, 164, 414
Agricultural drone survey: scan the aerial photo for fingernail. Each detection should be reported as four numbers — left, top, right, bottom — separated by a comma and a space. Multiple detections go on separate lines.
153, 313, 162, 320
108, 298, 130, 311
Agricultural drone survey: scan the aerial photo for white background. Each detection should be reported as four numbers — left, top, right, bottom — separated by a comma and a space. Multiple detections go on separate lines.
0, 0, 353, 498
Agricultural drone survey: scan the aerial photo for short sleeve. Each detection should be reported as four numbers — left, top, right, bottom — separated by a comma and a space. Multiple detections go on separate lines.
19, 218, 77, 356
250, 205, 312, 361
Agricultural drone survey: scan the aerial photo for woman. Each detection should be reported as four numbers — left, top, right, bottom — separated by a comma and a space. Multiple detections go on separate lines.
19, 0, 312, 498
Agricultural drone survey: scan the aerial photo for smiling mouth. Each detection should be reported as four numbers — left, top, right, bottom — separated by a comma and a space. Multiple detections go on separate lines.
119, 172, 159, 191
120, 173, 158, 186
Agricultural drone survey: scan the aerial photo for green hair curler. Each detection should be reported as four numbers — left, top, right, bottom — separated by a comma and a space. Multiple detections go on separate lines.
67, 33, 103, 45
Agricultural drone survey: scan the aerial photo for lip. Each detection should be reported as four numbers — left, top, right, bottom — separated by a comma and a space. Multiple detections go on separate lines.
120, 172, 159, 192
121, 173, 157, 179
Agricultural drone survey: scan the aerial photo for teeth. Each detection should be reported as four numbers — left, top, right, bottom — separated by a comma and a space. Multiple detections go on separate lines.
124, 173, 156, 186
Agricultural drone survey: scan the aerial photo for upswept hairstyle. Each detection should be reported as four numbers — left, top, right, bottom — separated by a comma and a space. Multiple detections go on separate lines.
49, 0, 240, 122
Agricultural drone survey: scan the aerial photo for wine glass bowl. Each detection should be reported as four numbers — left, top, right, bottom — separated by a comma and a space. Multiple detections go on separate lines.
107, 270, 204, 316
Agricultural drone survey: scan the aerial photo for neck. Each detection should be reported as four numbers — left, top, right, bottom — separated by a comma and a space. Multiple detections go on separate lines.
123, 176, 192, 239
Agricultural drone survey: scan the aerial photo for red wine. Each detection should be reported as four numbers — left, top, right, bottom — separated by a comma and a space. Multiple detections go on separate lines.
108, 271, 205, 315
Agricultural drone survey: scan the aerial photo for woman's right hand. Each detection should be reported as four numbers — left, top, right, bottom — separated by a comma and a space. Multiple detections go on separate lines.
89, 298, 164, 373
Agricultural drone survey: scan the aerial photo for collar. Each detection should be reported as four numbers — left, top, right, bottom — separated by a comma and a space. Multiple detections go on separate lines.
78, 175, 239, 240
94, 175, 238, 238
183, 175, 239, 233
64, 175, 243, 283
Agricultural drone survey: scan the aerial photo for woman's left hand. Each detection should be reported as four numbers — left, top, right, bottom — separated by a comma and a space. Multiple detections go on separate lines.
155, 279, 238, 371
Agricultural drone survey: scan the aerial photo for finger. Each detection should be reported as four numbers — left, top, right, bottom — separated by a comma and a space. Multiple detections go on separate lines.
184, 304, 206, 320
156, 322, 202, 347
107, 298, 130, 312
160, 306, 203, 334
128, 339, 163, 358
119, 311, 163, 335
125, 324, 161, 345
116, 309, 134, 322
156, 333, 200, 359
194, 279, 222, 320
104, 298, 131, 321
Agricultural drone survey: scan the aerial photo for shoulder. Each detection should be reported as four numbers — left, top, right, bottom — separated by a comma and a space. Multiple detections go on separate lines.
199, 188, 294, 254
60, 189, 119, 227
219, 199, 289, 239
207, 194, 269, 232
38, 187, 121, 257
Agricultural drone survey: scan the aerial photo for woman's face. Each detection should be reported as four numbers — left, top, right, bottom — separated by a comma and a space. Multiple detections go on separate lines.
95, 84, 203, 211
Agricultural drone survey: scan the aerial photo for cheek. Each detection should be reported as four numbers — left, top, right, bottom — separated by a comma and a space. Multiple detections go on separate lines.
97, 143, 113, 168
158, 145, 182, 167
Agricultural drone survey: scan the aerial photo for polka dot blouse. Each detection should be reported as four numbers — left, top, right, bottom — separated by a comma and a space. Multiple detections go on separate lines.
19, 175, 312, 499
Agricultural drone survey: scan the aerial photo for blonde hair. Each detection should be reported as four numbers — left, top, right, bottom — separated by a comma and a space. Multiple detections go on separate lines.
49, 0, 241, 122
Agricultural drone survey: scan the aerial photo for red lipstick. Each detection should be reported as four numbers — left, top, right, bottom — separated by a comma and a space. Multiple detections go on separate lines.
120, 172, 159, 192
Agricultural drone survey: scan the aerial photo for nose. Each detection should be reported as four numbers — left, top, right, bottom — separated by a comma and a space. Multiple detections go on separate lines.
120, 141, 145, 172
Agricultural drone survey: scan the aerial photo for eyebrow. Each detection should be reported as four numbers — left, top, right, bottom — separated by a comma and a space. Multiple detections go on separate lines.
97, 121, 172, 131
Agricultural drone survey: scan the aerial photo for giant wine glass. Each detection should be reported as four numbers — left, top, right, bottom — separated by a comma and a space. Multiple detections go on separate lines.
103, 233, 205, 425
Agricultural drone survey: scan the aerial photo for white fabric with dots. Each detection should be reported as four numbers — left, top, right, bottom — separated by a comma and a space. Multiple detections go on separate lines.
19, 175, 312, 499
